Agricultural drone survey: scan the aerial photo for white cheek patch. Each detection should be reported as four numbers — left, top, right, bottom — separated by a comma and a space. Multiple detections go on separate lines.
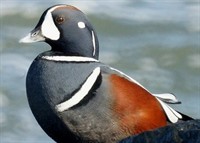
78, 21, 85, 29
41, 6, 60, 40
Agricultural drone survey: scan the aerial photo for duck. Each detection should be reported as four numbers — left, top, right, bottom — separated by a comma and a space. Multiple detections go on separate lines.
19, 4, 192, 143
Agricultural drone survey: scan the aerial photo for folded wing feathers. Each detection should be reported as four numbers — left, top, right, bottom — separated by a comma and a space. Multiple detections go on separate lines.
153, 93, 181, 104
109, 67, 183, 123
156, 98, 182, 123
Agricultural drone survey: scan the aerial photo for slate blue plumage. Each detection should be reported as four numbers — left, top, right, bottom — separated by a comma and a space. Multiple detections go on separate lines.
20, 4, 193, 143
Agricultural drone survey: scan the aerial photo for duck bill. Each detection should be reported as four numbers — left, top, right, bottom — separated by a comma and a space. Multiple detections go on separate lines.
19, 28, 45, 43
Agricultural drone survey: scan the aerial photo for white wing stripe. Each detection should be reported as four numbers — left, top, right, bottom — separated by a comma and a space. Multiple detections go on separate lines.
109, 67, 148, 91
56, 67, 101, 112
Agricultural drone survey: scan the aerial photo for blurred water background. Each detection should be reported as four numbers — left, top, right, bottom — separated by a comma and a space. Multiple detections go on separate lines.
0, 0, 200, 142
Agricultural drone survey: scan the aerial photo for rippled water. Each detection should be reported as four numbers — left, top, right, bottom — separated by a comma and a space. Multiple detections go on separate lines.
1, 0, 200, 142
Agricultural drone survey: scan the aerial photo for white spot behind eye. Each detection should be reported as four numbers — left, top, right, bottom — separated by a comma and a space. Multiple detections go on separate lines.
78, 22, 85, 29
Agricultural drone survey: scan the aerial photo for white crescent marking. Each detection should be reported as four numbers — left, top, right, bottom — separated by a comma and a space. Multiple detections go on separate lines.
56, 67, 101, 112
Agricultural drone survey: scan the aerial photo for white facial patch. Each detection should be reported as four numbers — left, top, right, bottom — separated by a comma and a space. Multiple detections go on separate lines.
41, 6, 60, 40
78, 21, 85, 29
56, 67, 101, 112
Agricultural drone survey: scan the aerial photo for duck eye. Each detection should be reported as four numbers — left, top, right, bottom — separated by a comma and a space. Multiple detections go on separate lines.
55, 16, 65, 24
31, 31, 38, 37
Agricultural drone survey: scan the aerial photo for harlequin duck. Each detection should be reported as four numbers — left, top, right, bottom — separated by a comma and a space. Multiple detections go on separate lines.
19, 4, 192, 143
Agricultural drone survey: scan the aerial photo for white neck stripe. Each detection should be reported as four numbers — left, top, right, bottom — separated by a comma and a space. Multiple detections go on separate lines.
56, 67, 101, 112
91, 31, 96, 56
42, 56, 99, 62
